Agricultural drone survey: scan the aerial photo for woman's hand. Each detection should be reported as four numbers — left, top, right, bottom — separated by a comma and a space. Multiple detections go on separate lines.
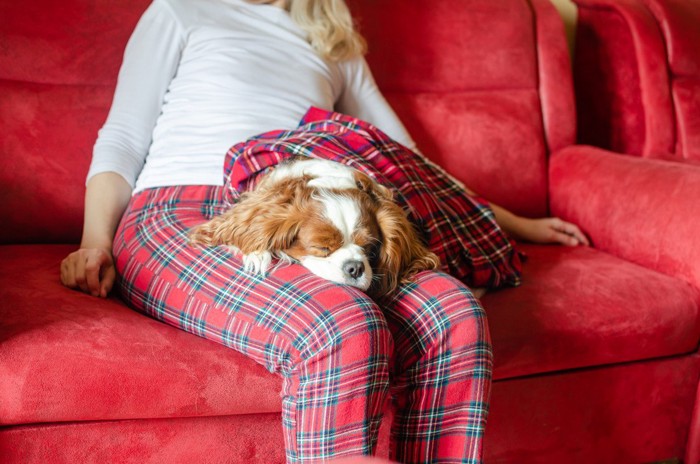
486, 202, 589, 247
59, 172, 132, 298
60, 247, 116, 298
515, 217, 590, 247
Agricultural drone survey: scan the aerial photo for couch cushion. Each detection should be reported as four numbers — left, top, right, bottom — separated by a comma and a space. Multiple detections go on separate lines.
3, 243, 699, 424
0, 245, 283, 426
645, 0, 700, 78
485, 244, 700, 380
644, 0, 700, 161
0, 80, 113, 244
386, 90, 548, 218
0, 0, 150, 244
0, 0, 148, 86
673, 77, 700, 160
347, 0, 562, 218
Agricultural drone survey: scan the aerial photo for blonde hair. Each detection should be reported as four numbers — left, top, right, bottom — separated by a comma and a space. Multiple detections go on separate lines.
246, 0, 367, 61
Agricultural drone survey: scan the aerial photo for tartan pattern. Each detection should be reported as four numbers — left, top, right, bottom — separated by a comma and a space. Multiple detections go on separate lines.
114, 184, 492, 463
225, 106, 522, 290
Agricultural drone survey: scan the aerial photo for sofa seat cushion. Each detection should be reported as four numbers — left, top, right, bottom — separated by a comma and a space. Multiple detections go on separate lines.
0, 245, 284, 426
484, 244, 700, 380
2, 243, 699, 424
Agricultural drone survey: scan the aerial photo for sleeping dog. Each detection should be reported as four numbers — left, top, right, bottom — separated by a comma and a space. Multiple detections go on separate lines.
190, 158, 439, 298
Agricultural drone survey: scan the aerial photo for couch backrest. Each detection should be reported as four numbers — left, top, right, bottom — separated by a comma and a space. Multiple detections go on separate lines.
574, 0, 700, 161
0, 0, 574, 244
349, 0, 574, 219
645, 0, 700, 160
0, 0, 151, 244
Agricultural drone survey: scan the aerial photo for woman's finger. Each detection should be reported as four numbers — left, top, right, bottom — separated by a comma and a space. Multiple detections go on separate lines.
555, 221, 590, 246
60, 257, 76, 288
550, 228, 580, 246
85, 252, 104, 296
73, 254, 90, 294
100, 264, 117, 298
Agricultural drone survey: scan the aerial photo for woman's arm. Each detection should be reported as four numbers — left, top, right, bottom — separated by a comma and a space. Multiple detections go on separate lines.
87, 0, 185, 187
61, 1, 186, 297
462, 181, 588, 246
490, 203, 589, 246
60, 173, 133, 297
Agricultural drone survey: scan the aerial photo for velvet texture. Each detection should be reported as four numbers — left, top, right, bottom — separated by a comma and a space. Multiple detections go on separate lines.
687, 381, 700, 464
384, 91, 548, 218
0, 245, 283, 425
347, 0, 552, 218
5, 244, 697, 427
2, 0, 700, 462
3, 356, 697, 464
573, 5, 649, 156
0, 0, 150, 244
0, 413, 287, 464
550, 145, 700, 290
529, 0, 578, 154
486, 353, 700, 463
484, 244, 700, 380
574, 0, 700, 161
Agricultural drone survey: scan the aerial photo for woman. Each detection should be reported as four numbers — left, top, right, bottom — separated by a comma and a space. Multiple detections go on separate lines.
60, 0, 587, 462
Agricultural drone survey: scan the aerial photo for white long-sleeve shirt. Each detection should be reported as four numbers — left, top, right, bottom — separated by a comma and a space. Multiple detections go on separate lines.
87, 0, 416, 193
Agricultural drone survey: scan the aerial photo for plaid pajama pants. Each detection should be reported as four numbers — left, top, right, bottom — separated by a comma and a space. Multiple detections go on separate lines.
113, 184, 492, 464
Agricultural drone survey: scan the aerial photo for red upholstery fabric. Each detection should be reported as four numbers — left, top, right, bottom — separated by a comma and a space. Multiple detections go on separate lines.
3, 356, 697, 464
0, 81, 110, 244
2, 0, 700, 461
573, 4, 650, 156
348, 0, 551, 218
485, 244, 700, 380
486, 353, 700, 463
644, 0, 700, 76
550, 145, 700, 290
529, 0, 577, 154
574, 0, 700, 161
0, 1, 147, 85
384, 91, 548, 218
4, 243, 697, 426
687, 381, 700, 464
0, 413, 287, 464
0, 0, 150, 244
674, 77, 700, 161
0, 245, 283, 425
642, 0, 700, 161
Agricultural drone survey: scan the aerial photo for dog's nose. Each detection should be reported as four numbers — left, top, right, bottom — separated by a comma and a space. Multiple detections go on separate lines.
343, 260, 365, 279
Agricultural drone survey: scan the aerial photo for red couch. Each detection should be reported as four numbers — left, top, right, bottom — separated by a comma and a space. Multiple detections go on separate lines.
1, 0, 699, 462
573, 0, 700, 162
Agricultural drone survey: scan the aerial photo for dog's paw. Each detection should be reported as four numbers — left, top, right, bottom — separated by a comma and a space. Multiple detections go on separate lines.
241, 251, 273, 276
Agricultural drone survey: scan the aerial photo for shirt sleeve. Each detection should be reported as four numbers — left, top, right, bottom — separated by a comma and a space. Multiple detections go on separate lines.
86, 0, 185, 188
335, 57, 419, 152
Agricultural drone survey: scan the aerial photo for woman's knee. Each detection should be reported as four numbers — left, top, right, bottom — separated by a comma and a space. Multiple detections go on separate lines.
395, 271, 486, 319
296, 286, 394, 367
385, 271, 491, 357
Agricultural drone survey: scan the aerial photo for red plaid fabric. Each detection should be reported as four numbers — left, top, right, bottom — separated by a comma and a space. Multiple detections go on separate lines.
225, 106, 522, 290
113, 184, 492, 463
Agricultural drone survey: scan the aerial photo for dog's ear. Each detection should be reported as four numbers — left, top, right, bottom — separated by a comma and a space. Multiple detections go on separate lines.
371, 200, 440, 298
190, 178, 309, 254
354, 172, 393, 202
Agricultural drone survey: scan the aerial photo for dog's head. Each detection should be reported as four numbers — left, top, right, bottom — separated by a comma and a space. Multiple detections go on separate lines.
190, 159, 440, 298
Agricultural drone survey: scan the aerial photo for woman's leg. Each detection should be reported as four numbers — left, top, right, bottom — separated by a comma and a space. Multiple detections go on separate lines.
382, 271, 492, 464
113, 185, 392, 463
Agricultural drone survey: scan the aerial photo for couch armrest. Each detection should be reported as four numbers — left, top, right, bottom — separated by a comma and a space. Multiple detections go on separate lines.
550, 145, 700, 289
